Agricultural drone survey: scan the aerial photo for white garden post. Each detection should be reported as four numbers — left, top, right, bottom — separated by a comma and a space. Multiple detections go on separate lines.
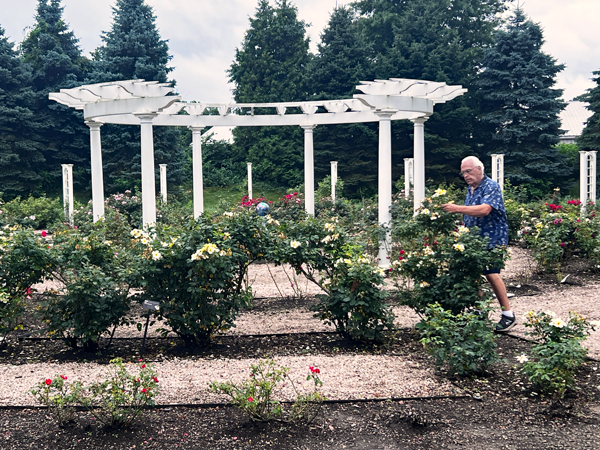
404, 158, 414, 200
375, 110, 395, 268
190, 126, 204, 218
580, 151, 597, 207
136, 113, 158, 228
247, 162, 253, 201
86, 121, 105, 222
159, 164, 167, 203
330, 161, 338, 203
491, 154, 504, 191
412, 117, 428, 213
302, 125, 317, 216
61, 164, 74, 226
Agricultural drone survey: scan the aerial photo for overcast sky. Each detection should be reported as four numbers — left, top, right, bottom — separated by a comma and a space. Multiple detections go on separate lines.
2, 0, 599, 103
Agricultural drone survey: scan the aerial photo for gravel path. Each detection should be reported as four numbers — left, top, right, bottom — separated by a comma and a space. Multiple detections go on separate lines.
0, 355, 462, 407
3, 247, 599, 407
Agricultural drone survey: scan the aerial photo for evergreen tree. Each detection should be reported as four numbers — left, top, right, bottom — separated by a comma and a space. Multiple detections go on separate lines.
19, 0, 90, 194
91, 0, 184, 193
473, 8, 570, 188
229, 0, 311, 187
0, 27, 45, 198
308, 6, 379, 196
351, 0, 508, 182
577, 70, 600, 152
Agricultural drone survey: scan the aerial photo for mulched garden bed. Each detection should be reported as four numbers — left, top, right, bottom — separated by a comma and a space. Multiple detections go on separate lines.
2, 286, 600, 448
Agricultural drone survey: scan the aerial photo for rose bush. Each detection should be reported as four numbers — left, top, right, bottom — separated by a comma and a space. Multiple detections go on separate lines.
0, 226, 51, 345
518, 310, 595, 398
39, 224, 137, 351
131, 211, 272, 347
210, 359, 324, 423
267, 215, 394, 341
392, 190, 507, 314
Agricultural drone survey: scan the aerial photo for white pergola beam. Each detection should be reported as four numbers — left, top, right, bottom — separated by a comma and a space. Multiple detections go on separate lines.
50, 78, 466, 266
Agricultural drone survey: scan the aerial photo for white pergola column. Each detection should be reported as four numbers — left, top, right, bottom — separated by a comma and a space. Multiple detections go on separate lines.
404, 158, 414, 200
301, 125, 317, 215
247, 162, 253, 201
190, 127, 204, 218
330, 161, 338, 203
61, 164, 74, 226
580, 151, 597, 206
491, 154, 504, 191
412, 117, 429, 213
159, 164, 167, 203
375, 110, 395, 268
86, 121, 105, 222
136, 113, 158, 227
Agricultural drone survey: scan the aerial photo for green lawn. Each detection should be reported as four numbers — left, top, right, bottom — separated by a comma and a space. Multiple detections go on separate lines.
201, 185, 287, 212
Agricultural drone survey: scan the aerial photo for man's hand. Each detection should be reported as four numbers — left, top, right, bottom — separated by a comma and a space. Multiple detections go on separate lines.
442, 203, 461, 213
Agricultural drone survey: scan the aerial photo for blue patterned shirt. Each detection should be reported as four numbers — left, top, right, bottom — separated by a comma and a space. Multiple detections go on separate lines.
463, 175, 508, 249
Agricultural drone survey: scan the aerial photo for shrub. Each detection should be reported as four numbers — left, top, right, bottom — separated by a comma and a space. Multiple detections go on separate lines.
0, 195, 64, 229
418, 302, 500, 376
519, 311, 594, 398
522, 200, 600, 272
30, 375, 77, 426
131, 212, 267, 347
392, 189, 507, 314
73, 358, 160, 428
267, 216, 394, 341
40, 225, 136, 351
0, 227, 51, 345
209, 359, 324, 423
311, 254, 394, 342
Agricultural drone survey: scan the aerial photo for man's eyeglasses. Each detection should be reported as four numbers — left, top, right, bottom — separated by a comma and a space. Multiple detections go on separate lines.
459, 167, 478, 177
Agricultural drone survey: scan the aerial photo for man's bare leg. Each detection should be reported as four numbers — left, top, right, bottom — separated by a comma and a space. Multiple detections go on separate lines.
485, 273, 510, 311
485, 273, 516, 332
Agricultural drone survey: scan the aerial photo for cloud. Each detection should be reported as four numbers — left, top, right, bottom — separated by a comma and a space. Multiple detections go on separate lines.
1, 0, 598, 103
520, 0, 600, 100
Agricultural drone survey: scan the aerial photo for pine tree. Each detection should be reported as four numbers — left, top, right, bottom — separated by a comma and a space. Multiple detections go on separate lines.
19, 0, 90, 194
0, 27, 45, 198
229, 0, 311, 187
351, 0, 508, 181
91, 0, 172, 83
577, 70, 600, 152
473, 8, 570, 188
91, 0, 184, 193
308, 6, 379, 196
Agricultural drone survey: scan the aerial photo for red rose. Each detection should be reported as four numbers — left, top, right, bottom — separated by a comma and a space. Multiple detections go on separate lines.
248, 397, 253, 402
41, 230, 47, 237
45, 379, 52, 386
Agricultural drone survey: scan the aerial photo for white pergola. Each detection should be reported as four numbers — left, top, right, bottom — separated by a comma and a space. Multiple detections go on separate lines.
50, 78, 466, 267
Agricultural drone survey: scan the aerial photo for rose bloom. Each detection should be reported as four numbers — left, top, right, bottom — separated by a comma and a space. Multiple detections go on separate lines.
248, 397, 254, 402
45, 379, 52, 386
517, 354, 529, 364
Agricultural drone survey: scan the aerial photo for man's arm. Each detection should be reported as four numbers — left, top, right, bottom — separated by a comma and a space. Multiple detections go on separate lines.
442, 203, 492, 217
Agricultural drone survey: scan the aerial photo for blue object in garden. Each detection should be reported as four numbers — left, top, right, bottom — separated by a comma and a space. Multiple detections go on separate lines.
256, 202, 270, 216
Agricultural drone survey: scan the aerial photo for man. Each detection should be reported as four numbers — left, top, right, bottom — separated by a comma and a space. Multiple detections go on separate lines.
442, 156, 516, 332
